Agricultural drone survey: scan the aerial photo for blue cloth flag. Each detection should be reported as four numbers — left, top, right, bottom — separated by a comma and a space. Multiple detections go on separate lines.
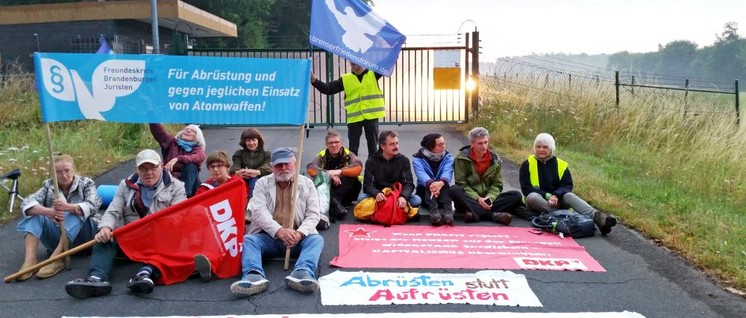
310, 0, 406, 77
33, 53, 311, 125
96, 35, 113, 54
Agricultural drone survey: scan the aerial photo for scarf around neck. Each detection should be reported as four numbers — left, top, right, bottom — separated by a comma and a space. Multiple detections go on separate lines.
421, 148, 445, 162
176, 138, 197, 152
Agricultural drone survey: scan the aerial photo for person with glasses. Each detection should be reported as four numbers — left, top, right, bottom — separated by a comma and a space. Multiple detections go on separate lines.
149, 123, 206, 197
15, 154, 102, 281
306, 130, 363, 222
65, 149, 186, 299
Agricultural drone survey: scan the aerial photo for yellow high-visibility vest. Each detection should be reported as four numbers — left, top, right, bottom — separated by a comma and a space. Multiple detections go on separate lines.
527, 155, 568, 188
341, 72, 385, 124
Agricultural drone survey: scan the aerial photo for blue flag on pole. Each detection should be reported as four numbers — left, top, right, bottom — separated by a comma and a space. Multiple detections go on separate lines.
95, 35, 114, 54
310, 0, 406, 77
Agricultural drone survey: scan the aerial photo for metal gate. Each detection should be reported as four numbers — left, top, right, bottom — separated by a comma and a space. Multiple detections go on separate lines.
188, 32, 479, 126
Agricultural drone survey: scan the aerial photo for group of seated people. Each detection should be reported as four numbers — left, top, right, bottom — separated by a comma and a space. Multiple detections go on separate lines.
12, 124, 617, 300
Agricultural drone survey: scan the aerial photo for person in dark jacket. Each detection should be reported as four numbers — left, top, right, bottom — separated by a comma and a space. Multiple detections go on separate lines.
450, 127, 523, 225
229, 128, 272, 199
412, 133, 455, 226
149, 123, 205, 197
357, 131, 421, 212
519, 133, 617, 235
306, 130, 363, 220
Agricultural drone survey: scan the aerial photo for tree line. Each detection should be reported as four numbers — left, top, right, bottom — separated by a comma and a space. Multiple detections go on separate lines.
608, 22, 746, 82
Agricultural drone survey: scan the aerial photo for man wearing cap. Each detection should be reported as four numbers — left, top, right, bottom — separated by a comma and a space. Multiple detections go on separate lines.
65, 149, 186, 299
231, 147, 324, 297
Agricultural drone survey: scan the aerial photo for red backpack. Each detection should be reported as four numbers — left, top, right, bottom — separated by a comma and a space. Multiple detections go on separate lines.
370, 182, 408, 226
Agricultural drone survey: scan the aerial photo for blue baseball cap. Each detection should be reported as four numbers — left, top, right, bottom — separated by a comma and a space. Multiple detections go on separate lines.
271, 147, 295, 166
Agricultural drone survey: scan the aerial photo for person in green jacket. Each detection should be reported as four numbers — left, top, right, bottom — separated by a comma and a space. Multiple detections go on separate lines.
450, 127, 523, 225
230, 128, 272, 200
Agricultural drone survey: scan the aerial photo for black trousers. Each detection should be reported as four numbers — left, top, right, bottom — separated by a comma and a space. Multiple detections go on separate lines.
331, 176, 362, 206
415, 184, 453, 212
347, 118, 379, 156
449, 185, 523, 220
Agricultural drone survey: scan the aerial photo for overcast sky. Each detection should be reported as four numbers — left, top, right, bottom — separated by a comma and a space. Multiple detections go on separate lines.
372, 0, 746, 60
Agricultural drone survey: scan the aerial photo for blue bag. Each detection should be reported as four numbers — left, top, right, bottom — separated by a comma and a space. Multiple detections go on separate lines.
531, 209, 596, 238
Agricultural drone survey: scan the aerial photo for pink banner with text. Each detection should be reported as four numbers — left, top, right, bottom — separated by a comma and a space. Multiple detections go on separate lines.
331, 225, 605, 272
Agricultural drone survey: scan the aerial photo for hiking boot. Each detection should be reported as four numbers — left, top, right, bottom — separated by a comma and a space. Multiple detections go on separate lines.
194, 254, 212, 282
65, 276, 111, 299
330, 197, 348, 220
127, 271, 155, 294
36, 260, 65, 279
284, 270, 319, 294
230, 272, 269, 297
442, 209, 455, 225
492, 212, 512, 225
429, 207, 442, 225
16, 260, 37, 281
463, 211, 477, 223
593, 210, 617, 235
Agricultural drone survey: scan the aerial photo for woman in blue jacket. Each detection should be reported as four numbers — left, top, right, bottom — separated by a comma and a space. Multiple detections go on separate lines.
412, 133, 455, 226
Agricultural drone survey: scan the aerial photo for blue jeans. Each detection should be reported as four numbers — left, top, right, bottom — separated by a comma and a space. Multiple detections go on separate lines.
357, 192, 422, 207
180, 163, 200, 197
17, 212, 85, 250
244, 176, 259, 199
240, 232, 323, 279
88, 240, 120, 281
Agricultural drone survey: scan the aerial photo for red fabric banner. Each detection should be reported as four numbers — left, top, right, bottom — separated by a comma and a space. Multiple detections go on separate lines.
113, 178, 246, 284
331, 224, 605, 272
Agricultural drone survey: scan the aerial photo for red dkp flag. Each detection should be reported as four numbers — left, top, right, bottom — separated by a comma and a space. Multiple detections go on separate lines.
113, 178, 246, 284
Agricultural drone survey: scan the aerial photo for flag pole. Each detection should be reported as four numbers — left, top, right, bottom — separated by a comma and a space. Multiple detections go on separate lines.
44, 123, 71, 268
5, 240, 95, 283
284, 123, 306, 270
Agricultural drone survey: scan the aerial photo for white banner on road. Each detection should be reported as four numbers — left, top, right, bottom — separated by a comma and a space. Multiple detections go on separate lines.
319, 270, 542, 307
66, 311, 646, 318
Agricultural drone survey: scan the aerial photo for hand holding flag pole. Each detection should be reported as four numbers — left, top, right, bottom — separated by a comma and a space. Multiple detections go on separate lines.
284, 124, 307, 270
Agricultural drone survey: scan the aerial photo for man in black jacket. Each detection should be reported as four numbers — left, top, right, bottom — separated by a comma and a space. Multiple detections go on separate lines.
358, 131, 421, 210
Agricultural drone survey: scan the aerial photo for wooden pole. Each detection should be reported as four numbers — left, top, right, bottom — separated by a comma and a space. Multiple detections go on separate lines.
5, 240, 96, 283
44, 123, 70, 268
284, 124, 306, 270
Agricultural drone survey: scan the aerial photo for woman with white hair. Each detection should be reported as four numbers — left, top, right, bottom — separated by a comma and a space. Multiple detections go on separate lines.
149, 123, 206, 197
518, 133, 617, 235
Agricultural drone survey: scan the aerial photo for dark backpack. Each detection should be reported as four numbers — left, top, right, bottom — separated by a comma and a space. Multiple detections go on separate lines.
531, 209, 596, 238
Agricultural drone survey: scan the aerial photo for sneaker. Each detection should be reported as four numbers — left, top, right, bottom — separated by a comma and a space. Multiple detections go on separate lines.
65, 276, 111, 299
284, 270, 319, 294
230, 272, 269, 297
194, 254, 212, 282
36, 260, 65, 279
593, 210, 617, 235
492, 212, 512, 225
127, 272, 155, 294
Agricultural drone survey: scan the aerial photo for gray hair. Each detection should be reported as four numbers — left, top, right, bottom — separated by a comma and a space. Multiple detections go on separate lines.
176, 124, 206, 149
534, 133, 556, 153
468, 127, 489, 142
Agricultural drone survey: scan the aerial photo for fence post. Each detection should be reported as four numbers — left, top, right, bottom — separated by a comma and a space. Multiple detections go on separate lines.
471, 31, 480, 116
568, 73, 572, 89
736, 79, 740, 126
631, 76, 635, 95
683, 79, 689, 118
615, 71, 620, 108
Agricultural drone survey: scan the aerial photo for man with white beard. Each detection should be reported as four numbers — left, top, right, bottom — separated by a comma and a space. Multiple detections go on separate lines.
230, 147, 324, 297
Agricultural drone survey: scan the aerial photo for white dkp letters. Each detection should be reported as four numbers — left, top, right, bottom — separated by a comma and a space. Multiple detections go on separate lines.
208, 200, 239, 257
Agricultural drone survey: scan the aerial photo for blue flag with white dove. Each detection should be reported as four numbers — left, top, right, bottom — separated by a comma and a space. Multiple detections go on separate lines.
95, 35, 114, 54
310, 0, 406, 77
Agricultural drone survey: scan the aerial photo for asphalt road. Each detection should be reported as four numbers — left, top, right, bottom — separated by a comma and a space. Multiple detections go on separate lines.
1, 124, 744, 318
